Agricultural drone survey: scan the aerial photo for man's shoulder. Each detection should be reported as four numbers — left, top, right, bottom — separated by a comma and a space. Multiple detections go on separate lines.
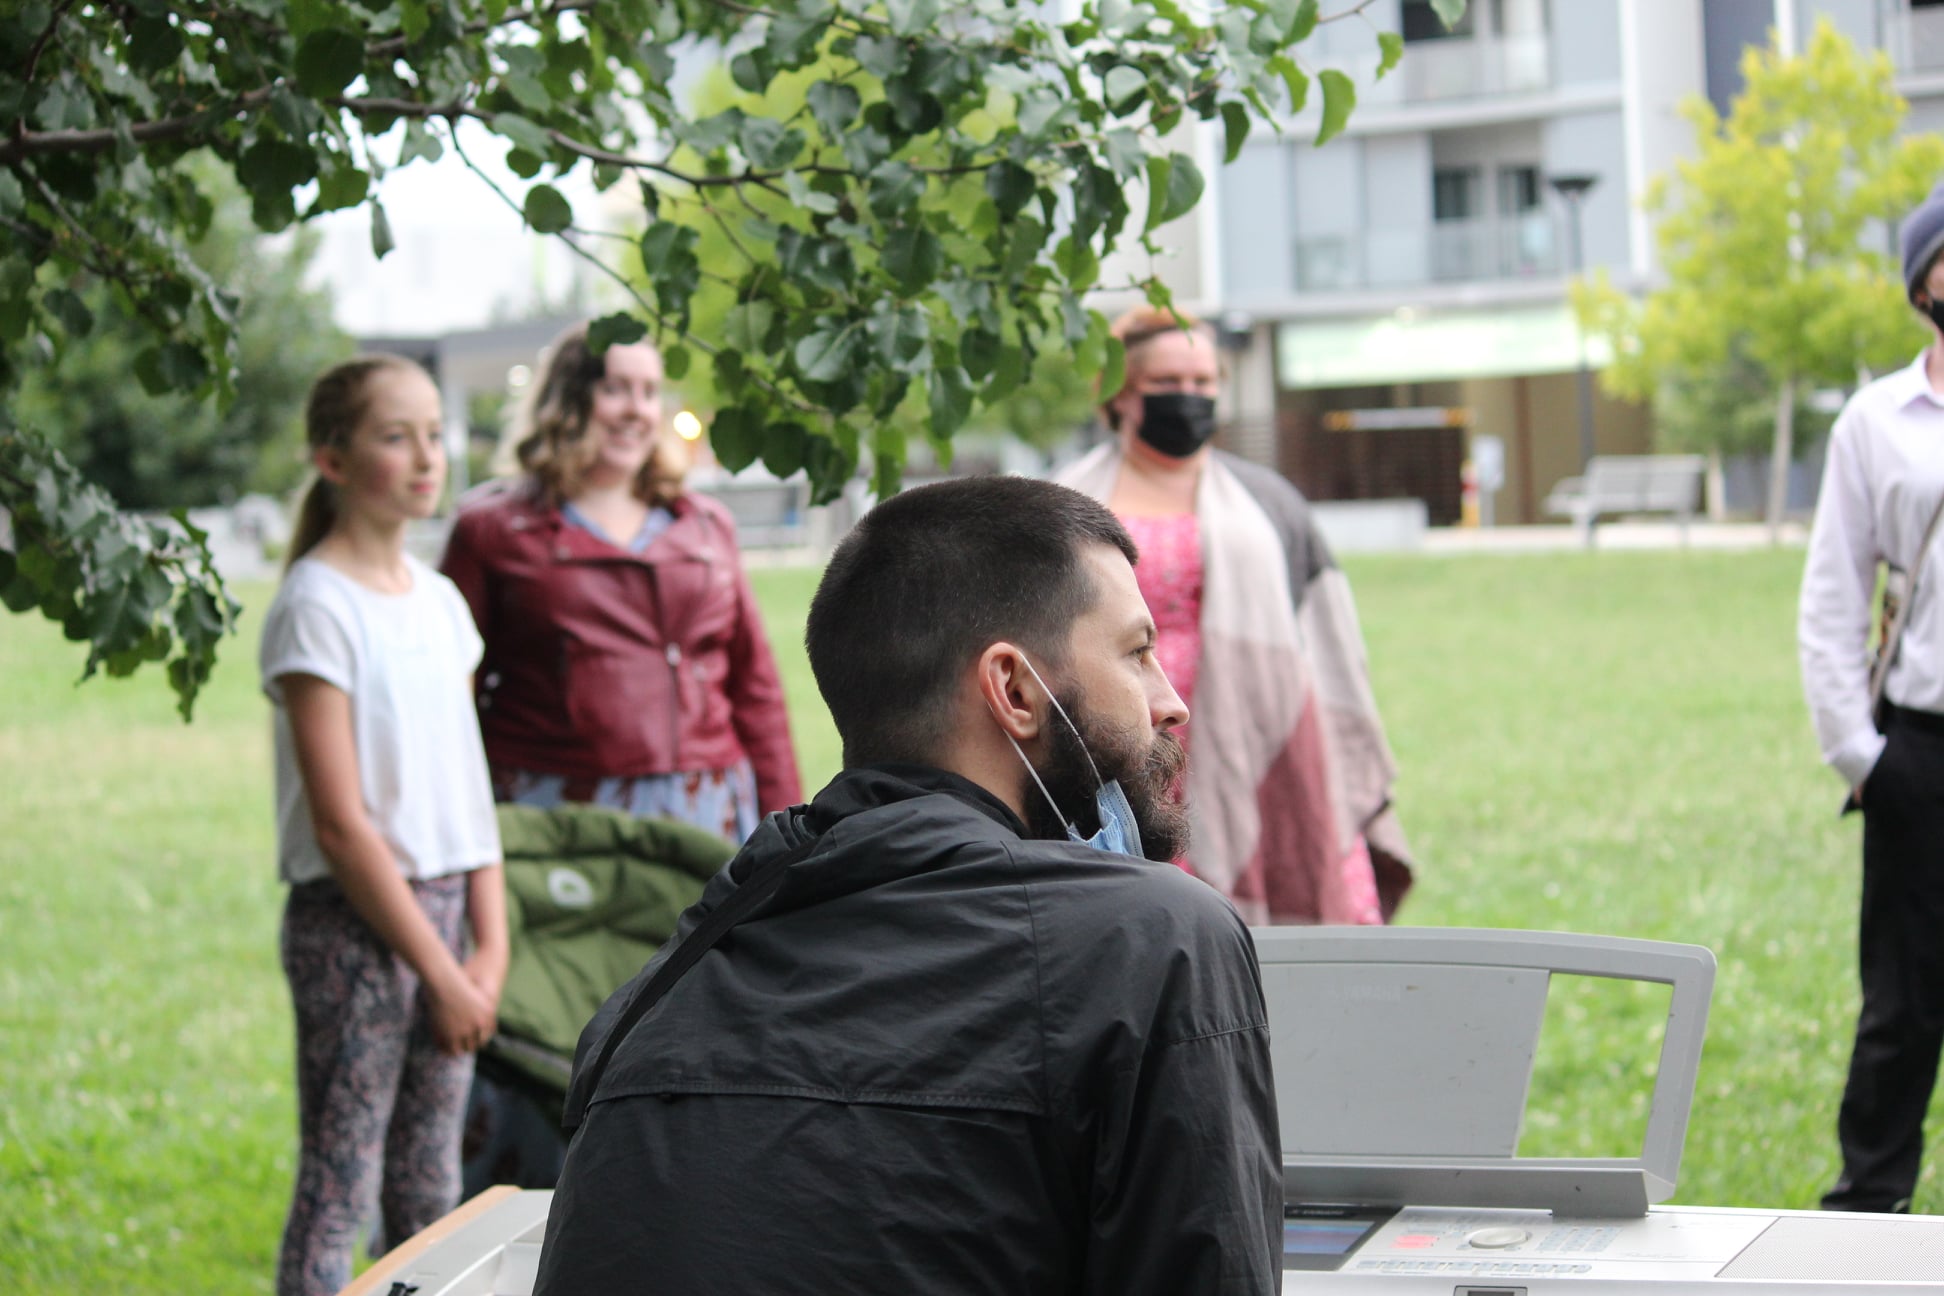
1012, 847, 1256, 967
1842, 356, 1931, 428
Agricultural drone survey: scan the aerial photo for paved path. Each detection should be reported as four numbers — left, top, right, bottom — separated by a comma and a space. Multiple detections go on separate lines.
1421, 519, 1810, 555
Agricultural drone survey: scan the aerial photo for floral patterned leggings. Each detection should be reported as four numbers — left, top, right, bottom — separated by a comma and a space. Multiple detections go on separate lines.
276, 875, 473, 1296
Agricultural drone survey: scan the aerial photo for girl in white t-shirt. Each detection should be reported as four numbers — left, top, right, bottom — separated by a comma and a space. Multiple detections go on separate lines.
259, 355, 507, 1296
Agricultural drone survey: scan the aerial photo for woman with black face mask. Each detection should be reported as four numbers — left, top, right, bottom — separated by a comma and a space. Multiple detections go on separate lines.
1055, 307, 1415, 926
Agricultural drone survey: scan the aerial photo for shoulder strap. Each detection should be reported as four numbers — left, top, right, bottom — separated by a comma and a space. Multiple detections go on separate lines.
562, 835, 816, 1130
1871, 490, 1944, 709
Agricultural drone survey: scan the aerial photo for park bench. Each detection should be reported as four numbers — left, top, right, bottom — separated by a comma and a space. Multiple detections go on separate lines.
1543, 454, 1706, 547
694, 477, 813, 549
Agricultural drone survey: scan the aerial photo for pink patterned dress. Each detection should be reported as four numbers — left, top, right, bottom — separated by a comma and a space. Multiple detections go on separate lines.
1119, 510, 1381, 923
1121, 513, 1205, 727
1121, 513, 1203, 876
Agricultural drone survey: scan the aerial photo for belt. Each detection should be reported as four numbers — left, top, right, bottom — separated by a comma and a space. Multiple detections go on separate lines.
1884, 700, 1944, 735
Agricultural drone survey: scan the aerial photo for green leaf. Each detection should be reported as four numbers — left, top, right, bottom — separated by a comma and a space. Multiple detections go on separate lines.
1102, 128, 1145, 181
960, 327, 1001, 381
724, 300, 777, 353
523, 183, 574, 233
887, 0, 941, 38
313, 162, 369, 214
1143, 152, 1202, 232
1221, 101, 1251, 164
370, 200, 395, 258
1429, 0, 1469, 31
1316, 69, 1356, 146
761, 422, 810, 478
1288, 0, 1320, 42
506, 148, 545, 180
709, 407, 762, 473
127, 14, 186, 74
663, 346, 690, 380
1270, 55, 1309, 114
984, 161, 1036, 219
782, 170, 840, 215
853, 34, 908, 80
882, 225, 942, 292
1003, 216, 1048, 276
739, 117, 804, 169
730, 49, 775, 94
492, 113, 554, 158
1054, 234, 1100, 288
983, 344, 1025, 402
400, 120, 444, 166
795, 325, 860, 382
586, 313, 647, 352
1104, 66, 1146, 111
1099, 337, 1127, 403
807, 81, 861, 139
638, 221, 697, 274
928, 365, 974, 441
134, 342, 211, 395
1377, 31, 1405, 81
44, 289, 93, 339
294, 29, 366, 98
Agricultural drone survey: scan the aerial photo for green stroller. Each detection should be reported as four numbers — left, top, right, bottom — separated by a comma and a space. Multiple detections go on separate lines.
461, 802, 734, 1195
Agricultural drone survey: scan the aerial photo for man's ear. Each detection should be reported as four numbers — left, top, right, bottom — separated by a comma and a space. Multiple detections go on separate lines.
976, 642, 1044, 743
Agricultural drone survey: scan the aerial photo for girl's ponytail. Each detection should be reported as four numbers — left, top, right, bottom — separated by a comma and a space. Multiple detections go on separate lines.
285, 353, 425, 572
285, 478, 338, 569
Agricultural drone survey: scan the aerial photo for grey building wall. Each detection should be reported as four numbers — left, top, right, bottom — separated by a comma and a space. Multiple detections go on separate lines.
1554, 0, 1624, 86
1220, 142, 1297, 309
1541, 110, 1631, 272
1364, 134, 1434, 288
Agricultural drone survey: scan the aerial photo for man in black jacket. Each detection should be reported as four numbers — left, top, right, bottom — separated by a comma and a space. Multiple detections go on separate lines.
535, 476, 1283, 1294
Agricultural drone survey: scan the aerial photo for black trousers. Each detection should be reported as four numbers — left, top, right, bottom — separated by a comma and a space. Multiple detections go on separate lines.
1826, 703, 1944, 1211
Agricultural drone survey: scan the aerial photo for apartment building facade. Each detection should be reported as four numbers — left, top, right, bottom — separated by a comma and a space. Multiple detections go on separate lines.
1183, 0, 1944, 524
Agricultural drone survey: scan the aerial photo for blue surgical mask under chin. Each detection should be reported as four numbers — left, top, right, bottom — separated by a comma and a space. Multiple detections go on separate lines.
999, 658, 1145, 860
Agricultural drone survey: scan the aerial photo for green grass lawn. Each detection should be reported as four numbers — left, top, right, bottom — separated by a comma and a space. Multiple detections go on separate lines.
0, 547, 1916, 1291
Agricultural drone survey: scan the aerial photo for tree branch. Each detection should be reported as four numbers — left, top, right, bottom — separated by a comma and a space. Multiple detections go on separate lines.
21, 0, 77, 88
0, 86, 277, 163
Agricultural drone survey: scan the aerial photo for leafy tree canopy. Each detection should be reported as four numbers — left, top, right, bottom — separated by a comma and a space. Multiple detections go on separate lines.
0, 0, 1463, 715
1574, 19, 1943, 524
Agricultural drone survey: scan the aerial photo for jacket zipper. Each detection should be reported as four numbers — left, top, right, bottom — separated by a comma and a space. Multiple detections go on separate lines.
644, 563, 681, 765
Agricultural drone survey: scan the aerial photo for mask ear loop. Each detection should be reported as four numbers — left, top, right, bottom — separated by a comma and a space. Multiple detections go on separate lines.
1001, 731, 1075, 838
1015, 654, 1107, 790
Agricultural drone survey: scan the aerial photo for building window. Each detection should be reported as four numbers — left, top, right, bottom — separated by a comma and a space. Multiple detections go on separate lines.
1433, 167, 1481, 222
1497, 164, 1542, 214
1402, 0, 1476, 41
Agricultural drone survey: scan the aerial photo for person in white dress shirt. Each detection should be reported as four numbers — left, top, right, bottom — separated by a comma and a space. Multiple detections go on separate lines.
1799, 177, 1944, 1214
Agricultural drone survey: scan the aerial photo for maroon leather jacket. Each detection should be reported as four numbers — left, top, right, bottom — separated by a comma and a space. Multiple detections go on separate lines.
439, 482, 802, 814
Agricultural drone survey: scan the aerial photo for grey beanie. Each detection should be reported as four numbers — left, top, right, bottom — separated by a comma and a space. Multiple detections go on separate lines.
1901, 178, 1944, 302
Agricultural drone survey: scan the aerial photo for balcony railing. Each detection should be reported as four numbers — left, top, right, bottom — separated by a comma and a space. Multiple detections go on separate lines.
1397, 32, 1553, 102
1293, 214, 1560, 293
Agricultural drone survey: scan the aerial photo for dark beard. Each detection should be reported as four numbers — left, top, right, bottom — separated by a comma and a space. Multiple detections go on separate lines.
1021, 691, 1190, 863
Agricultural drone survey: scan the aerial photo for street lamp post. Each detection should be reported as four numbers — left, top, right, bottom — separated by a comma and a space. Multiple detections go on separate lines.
1548, 172, 1599, 471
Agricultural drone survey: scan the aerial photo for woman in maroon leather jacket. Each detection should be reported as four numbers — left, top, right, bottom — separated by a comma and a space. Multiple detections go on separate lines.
440, 324, 801, 843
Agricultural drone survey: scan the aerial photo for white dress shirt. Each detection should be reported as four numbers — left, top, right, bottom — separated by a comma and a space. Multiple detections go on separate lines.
1800, 350, 1944, 788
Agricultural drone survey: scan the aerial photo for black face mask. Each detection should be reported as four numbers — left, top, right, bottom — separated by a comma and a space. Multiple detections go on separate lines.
1925, 297, 1944, 334
1135, 392, 1217, 458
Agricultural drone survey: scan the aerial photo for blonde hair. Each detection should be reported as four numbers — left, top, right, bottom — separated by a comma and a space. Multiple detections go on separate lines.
1109, 305, 1216, 364
1102, 306, 1219, 429
510, 323, 664, 506
286, 354, 427, 569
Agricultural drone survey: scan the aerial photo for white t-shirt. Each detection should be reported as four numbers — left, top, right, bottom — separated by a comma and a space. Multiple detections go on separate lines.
260, 554, 501, 884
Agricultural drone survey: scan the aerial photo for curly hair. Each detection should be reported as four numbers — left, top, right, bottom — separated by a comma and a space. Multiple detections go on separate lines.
511, 323, 663, 505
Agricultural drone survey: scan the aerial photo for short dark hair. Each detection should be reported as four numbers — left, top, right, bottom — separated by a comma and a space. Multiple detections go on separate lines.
806, 476, 1138, 768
